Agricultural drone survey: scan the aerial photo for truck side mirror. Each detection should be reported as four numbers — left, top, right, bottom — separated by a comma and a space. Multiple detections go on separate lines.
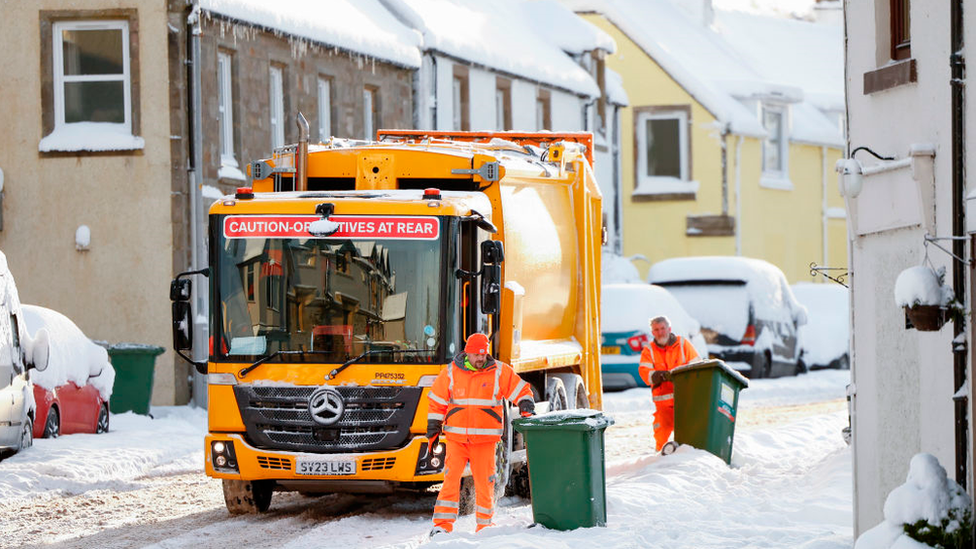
481, 264, 501, 315
481, 240, 504, 265
171, 278, 191, 302
173, 301, 193, 351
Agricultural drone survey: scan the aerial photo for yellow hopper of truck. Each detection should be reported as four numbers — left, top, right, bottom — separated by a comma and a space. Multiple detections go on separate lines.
170, 117, 603, 513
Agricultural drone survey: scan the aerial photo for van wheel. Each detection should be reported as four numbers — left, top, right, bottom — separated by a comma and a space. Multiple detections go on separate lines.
43, 407, 60, 438
21, 417, 33, 450
749, 353, 767, 379
96, 404, 109, 434
222, 479, 274, 514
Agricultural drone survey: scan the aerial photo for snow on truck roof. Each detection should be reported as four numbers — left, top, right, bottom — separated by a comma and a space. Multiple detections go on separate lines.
200, 0, 424, 68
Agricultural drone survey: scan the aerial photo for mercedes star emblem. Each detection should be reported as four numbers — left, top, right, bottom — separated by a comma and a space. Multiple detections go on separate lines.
308, 387, 344, 426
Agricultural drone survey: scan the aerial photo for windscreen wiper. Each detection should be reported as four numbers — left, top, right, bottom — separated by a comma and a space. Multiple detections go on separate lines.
326, 348, 430, 380
238, 350, 325, 378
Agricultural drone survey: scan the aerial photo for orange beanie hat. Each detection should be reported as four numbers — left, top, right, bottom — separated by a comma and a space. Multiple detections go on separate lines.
464, 333, 490, 354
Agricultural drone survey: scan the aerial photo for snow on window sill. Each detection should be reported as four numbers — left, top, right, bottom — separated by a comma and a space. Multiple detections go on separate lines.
218, 164, 246, 181
759, 175, 794, 191
39, 122, 144, 153
632, 177, 699, 199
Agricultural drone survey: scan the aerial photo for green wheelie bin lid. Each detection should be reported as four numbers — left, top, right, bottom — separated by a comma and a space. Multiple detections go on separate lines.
670, 359, 748, 464
513, 410, 615, 531
106, 343, 165, 416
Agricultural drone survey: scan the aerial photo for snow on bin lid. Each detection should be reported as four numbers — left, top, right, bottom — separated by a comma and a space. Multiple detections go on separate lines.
671, 359, 750, 388
513, 408, 615, 431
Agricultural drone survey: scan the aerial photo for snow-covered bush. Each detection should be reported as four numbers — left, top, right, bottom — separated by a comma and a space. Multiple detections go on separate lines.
894, 266, 953, 308
855, 453, 973, 549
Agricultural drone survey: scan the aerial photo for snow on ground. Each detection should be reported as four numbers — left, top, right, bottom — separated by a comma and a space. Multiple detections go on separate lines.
0, 406, 205, 501
0, 371, 852, 548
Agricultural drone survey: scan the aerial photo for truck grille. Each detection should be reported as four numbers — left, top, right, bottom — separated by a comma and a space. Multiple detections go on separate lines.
234, 385, 422, 454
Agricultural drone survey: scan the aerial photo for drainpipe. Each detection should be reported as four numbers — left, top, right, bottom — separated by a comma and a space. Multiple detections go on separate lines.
822, 146, 829, 267
187, 0, 208, 407
950, 0, 967, 490
721, 124, 730, 216
430, 54, 438, 129
613, 104, 623, 254
734, 135, 743, 255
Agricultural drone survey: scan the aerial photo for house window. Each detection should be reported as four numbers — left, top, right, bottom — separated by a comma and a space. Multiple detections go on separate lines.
217, 51, 237, 170
317, 77, 331, 142
890, 0, 910, 60
495, 78, 512, 131
761, 105, 788, 181
363, 87, 378, 140
269, 65, 285, 149
536, 89, 551, 131
41, 18, 142, 152
635, 107, 690, 183
452, 66, 470, 131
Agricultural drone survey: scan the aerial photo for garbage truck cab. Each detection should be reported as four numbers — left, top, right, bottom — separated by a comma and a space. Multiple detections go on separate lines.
171, 121, 603, 514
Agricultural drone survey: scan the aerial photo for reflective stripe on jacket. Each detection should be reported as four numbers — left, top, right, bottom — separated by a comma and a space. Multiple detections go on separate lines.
427, 353, 534, 443
638, 335, 700, 401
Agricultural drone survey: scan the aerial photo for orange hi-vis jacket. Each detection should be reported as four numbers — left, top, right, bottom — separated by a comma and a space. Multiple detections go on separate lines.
638, 335, 700, 404
427, 353, 534, 444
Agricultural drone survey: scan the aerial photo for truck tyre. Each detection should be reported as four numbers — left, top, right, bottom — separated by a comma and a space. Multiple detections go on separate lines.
545, 377, 569, 412
551, 373, 588, 409
458, 477, 475, 516
222, 479, 274, 514
494, 404, 513, 502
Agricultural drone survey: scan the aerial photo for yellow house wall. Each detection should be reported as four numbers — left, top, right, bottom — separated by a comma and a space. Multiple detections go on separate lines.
583, 13, 848, 284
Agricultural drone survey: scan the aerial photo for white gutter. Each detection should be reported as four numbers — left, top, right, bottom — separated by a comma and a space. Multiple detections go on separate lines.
822, 145, 828, 266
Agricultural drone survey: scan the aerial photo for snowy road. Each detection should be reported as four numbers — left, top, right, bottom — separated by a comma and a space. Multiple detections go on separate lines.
0, 370, 852, 549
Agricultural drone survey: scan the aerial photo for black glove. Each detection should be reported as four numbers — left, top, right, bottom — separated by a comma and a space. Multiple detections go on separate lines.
650, 370, 671, 387
426, 419, 442, 439
518, 399, 536, 417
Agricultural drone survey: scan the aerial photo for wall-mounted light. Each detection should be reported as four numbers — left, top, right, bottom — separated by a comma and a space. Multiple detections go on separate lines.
75, 225, 91, 251
835, 146, 896, 199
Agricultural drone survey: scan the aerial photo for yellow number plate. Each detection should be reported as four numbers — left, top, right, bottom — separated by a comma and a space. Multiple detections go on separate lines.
601, 345, 621, 355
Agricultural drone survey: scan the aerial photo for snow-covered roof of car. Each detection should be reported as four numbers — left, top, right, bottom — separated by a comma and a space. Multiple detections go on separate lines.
22, 305, 115, 401
199, 0, 424, 69
385, 0, 601, 96
601, 283, 700, 338
791, 282, 849, 366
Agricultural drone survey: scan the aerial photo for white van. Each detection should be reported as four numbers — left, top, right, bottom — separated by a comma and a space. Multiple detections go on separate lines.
0, 251, 48, 456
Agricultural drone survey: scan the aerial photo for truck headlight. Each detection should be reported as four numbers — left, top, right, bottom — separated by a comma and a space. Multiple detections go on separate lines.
211, 440, 239, 472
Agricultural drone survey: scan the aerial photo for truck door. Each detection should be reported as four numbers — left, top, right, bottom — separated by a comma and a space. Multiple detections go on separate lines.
459, 219, 487, 341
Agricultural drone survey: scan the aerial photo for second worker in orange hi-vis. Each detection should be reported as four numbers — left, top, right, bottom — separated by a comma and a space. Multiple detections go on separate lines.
638, 315, 700, 452
426, 333, 534, 538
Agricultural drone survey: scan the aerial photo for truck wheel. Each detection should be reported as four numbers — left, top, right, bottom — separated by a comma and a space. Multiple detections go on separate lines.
494, 404, 513, 502
222, 479, 274, 514
572, 377, 589, 409
507, 463, 531, 499
458, 477, 475, 516
43, 407, 60, 438
545, 378, 569, 411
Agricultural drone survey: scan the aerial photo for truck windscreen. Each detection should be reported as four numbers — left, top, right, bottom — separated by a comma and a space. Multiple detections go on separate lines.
212, 214, 451, 364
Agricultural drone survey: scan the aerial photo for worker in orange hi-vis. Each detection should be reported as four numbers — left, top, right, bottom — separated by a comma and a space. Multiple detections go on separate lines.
426, 333, 535, 538
638, 315, 700, 452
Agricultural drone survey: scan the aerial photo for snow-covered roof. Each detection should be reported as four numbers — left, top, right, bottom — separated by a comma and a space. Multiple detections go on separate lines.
22, 305, 116, 401
605, 67, 629, 106
521, 0, 617, 55
199, 0, 423, 69
561, 0, 844, 145
713, 0, 817, 21
385, 0, 600, 97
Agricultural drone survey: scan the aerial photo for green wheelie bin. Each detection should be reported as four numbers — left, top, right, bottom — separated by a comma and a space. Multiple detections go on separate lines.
107, 343, 165, 415
669, 359, 749, 464
513, 409, 614, 530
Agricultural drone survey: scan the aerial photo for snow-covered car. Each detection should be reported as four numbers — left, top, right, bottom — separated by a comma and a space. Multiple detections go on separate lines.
791, 282, 850, 370
648, 256, 808, 379
0, 252, 49, 457
600, 283, 708, 390
22, 305, 114, 438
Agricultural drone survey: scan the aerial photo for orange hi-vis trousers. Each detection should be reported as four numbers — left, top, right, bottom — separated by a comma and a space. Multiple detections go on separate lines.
432, 440, 497, 532
653, 401, 675, 451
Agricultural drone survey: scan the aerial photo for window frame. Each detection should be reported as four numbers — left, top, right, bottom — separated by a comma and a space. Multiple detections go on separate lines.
269, 65, 285, 149
760, 103, 791, 188
52, 19, 132, 133
317, 76, 332, 142
451, 65, 470, 132
634, 106, 691, 186
536, 88, 552, 131
495, 78, 512, 131
890, 0, 911, 61
217, 51, 236, 168
363, 86, 378, 140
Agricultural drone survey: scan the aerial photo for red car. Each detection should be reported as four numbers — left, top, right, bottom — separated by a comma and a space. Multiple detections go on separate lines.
23, 305, 114, 439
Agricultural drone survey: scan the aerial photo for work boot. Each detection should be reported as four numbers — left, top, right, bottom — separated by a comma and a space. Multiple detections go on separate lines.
428, 526, 448, 539
660, 441, 679, 455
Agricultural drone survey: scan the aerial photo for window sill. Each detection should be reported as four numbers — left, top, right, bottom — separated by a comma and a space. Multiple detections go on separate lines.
863, 59, 917, 95
759, 175, 794, 191
632, 178, 699, 202
39, 123, 144, 153
219, 164, 247, 182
